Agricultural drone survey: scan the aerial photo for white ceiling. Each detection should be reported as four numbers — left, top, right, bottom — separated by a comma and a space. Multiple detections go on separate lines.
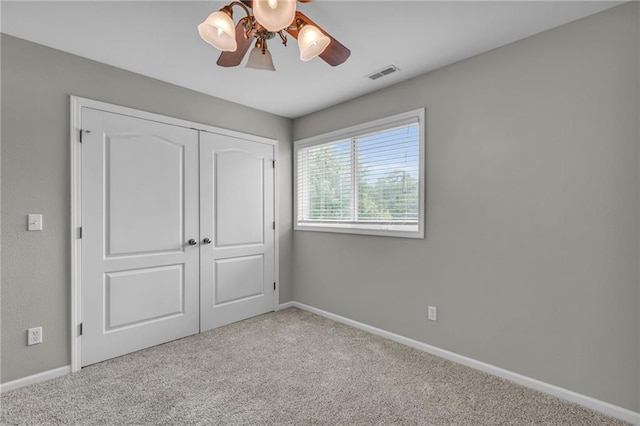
1, 1, 623, 118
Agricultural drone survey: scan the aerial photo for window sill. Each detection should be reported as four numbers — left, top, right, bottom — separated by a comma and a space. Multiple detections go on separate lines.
294, 223, 424, 239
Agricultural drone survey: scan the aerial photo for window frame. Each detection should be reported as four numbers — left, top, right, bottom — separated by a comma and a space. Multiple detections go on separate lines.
294, 108, 425, 239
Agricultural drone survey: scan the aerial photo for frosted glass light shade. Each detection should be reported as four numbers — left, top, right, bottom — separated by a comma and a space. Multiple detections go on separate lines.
253, 0, 296, 32
198, 11, 237, 52
298, 24, 330, 61
246, 47, 276, 71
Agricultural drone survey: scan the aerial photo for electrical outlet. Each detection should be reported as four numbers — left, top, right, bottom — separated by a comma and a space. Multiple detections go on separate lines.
428, 306, 437, 321
27, 327, 42, 345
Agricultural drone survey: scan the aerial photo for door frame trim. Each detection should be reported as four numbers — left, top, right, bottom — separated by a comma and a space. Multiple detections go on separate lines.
70, 96, 280, 373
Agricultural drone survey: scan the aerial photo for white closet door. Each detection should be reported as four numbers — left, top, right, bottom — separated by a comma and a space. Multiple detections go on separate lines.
199, 131, 275, 331
81, 108, 200, 366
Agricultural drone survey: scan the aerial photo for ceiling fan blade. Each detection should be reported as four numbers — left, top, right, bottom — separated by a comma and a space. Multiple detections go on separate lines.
286, 11, 351, 66
217, 18, 254, 67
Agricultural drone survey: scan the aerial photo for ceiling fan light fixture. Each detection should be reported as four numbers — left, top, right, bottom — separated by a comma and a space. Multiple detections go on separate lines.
198, 10, 237, 52
246, 45, 276, 71
253, 0, 296, 32
298, 24, 330, 61
200, 2, 350, 69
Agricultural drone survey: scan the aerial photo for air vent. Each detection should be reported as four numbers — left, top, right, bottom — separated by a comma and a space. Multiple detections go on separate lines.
367, 65, 400, 80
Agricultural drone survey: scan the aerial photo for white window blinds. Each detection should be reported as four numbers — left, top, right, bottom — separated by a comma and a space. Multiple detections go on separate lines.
295, 109, 424, 238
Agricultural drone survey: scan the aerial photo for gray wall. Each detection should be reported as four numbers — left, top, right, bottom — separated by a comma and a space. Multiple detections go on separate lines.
0, 34, 293, 383
293, 3, 639, 411
2, 1, 639, 414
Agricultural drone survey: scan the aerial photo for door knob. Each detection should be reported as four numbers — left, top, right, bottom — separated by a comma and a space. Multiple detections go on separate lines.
203, 237, 212, 245
188, 239, 198, 246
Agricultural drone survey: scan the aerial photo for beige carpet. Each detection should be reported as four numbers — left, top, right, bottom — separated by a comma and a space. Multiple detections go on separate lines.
0, 308, 629, 425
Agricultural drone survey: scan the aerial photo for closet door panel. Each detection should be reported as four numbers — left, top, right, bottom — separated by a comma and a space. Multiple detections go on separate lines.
81, 108, 200, 367
200, 131, 276, 330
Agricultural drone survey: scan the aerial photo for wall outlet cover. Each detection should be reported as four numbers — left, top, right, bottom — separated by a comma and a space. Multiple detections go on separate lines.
27, 327, 43, 345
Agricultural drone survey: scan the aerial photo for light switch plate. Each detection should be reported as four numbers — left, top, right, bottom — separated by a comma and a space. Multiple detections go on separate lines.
28, 214, 43, 231
428, 305, 437, 321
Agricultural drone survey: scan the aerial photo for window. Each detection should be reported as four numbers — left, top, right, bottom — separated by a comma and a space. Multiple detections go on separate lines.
295, 109, 425, 238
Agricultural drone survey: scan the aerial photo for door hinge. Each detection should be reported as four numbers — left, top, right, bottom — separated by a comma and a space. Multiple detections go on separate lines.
79, 323, 83, 336
274, 282, 276, 291
272, 160, 275, 168
272, 222, 275, 230
79, 227, 82, 239
79, 129, 91, 143
80, 129, 91, 143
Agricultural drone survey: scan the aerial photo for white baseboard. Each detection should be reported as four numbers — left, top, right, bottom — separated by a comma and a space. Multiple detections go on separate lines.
288, 301, 640, 425
0, 365, 71, 393
4, 309, 639, 424
278, 301, 295, 310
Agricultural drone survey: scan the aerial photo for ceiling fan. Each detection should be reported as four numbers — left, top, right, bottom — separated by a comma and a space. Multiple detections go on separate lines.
198, 0, 351, 71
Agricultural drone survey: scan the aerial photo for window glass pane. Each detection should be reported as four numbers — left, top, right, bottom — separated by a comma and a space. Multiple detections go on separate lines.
301, 140, 352, 221
357, 124, 419, 223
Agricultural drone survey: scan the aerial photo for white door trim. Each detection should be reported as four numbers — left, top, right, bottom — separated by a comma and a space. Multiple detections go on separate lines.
70, 96, 280, 373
